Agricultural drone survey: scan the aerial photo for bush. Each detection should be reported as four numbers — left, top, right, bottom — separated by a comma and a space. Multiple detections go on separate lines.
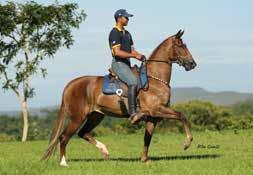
0, 133, 16, 142
0, 100, 253, 141
158, 100, 253, 132
231, 100, 253, 115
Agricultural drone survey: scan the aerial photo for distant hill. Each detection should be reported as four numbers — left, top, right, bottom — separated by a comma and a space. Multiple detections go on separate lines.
0, 105, 59, 118
171, 87, 253, 105
1, 87, 253, 117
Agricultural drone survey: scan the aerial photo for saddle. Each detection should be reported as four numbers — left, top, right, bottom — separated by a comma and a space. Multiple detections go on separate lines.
102, 63, 148, 97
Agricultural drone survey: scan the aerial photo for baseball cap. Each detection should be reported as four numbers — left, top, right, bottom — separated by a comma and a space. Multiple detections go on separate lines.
114, 9, 133, 20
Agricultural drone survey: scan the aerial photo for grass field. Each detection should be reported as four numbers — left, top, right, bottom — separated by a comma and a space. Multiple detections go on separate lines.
0, 129, 252, 175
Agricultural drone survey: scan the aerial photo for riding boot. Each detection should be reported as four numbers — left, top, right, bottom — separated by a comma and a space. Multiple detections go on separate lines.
128, 85, 142, 124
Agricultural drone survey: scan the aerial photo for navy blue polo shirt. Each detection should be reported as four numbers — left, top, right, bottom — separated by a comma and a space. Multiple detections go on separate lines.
108, 25, 134, 66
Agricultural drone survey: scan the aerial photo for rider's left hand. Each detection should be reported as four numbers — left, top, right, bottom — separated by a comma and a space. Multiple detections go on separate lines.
140, 55, 146, 62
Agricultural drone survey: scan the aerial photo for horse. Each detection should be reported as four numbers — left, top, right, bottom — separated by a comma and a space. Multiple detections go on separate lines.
42, 30, 197, 166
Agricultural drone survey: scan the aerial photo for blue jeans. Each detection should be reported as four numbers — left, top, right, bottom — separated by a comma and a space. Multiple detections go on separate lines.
111, 58, 138, 86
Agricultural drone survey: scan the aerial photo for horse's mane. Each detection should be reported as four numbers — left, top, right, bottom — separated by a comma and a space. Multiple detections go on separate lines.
148, 35, 175, 60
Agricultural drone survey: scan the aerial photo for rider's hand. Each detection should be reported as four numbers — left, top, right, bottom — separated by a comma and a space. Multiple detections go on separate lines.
140, 55, 146, 61
133, 53, 144, 61
137, 54, 146, 62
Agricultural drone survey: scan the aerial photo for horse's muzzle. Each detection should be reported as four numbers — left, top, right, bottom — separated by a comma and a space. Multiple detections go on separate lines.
184, 59, 197, 71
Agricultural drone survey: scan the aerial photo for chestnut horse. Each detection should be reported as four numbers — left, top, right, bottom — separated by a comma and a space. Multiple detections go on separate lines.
42, 30, 197, 166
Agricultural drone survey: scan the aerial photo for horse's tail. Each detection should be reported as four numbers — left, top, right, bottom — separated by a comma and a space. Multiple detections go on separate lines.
41, 103, 66, 160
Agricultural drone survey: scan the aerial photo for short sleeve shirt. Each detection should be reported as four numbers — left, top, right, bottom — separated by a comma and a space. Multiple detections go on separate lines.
109, 27, 134, 66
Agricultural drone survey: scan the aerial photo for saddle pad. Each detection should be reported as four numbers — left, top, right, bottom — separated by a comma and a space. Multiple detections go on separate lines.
102, 64, 148, 95
102, 75, 121, 94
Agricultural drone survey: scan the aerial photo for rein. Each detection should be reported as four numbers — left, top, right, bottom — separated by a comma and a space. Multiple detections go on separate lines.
144, 57, 183, 65
142, 58, 177, 88
145, 59, 174, 64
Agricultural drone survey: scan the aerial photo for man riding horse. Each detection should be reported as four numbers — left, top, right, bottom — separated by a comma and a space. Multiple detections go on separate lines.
42, 9, 197, 165
109, 9, 145, 124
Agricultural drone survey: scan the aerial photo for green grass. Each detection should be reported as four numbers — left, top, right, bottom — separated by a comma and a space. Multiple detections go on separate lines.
0, 129, 252, 175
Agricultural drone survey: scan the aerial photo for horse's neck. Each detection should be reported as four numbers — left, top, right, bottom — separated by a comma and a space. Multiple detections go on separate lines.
147, 39, 173, 85
147, 59, 172, 85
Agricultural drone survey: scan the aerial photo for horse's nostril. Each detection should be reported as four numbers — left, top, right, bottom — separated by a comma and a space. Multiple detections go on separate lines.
190, 60, 197, 67
189, 59, 194, 64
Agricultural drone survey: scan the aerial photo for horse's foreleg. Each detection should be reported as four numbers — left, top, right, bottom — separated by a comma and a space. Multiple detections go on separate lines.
141, 117, 158, 162
59, 120, 83, 166
152, 106, 193, 150
78, 112, 109, 160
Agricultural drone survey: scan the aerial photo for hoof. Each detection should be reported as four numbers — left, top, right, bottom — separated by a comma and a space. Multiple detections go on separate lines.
141, 156, 148, 162
60, 163, 68, 167
129, 114, 142, 125
60, 161, 68, 167
60, 156, 68, 167
183, 137, 193, 150
103, 153, 110, 160
101, 148, 109, 160
141, 157, 152, 164
95, 140, 109, 160
145, 160, 152, 164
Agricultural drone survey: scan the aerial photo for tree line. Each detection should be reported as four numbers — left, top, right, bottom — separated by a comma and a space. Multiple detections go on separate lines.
1, 100, 252, 142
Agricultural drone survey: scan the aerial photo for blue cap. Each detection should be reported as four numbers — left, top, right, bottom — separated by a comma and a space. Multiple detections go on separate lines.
114, 9, 133, 20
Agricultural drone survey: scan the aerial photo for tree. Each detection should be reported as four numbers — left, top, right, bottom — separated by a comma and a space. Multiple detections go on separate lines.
0, 1, 86, 141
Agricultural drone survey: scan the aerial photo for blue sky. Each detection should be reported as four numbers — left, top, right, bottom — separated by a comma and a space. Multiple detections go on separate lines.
0, 0, 253, 110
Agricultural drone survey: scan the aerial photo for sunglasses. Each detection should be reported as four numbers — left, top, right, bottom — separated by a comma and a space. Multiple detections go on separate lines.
122, 16, 129, 21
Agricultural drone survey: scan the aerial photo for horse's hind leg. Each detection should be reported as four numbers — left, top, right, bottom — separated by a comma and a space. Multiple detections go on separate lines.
59, 119, 84, 166
77, 112, 109, 160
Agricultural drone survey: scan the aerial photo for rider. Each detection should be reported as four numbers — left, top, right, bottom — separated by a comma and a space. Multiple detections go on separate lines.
109, 9, 144, 123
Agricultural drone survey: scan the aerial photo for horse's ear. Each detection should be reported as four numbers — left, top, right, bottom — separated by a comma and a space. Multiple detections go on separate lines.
180, 30, 184, 38
175, 30, 182, 38
175, 30, 184, 39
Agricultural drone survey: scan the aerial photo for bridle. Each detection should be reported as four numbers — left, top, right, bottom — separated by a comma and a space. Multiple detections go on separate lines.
138, 40, 193, 88
145, 59, 174, 64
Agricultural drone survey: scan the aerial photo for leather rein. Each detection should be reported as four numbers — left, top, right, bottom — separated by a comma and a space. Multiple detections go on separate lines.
143, 58, 181, 88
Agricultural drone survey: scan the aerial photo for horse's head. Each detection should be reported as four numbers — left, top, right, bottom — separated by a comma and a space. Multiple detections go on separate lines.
169, 30, 197, 71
